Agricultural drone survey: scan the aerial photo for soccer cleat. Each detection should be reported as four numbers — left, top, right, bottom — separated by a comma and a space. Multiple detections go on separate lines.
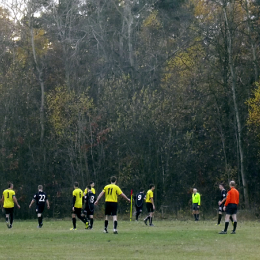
85, 222, 89, 229
8, 224, 12, 229
6, 221, 10, 228
144, 219, 148, 225
103, 228, 108, 233
113, 230, 118, 234
215, 224, 220, 226
149, 224, 155, 227
219, 230, 227, 234
70, 228, 77, 230
231, 231, 236, 234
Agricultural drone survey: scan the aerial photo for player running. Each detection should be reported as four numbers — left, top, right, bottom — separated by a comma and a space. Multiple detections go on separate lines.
219, 181, 239, 234
71, 182, 88, 230
192, 188, 200, 221
29, 185, 50, 228
134, 188, 145, 221
84, 185, 95, 229
95, 176, 130, 234
144, 184, 155, 226
2, 183, 20, 229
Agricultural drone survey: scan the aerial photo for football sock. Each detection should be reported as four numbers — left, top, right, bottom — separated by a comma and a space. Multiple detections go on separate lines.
10, 213, 13, 225
5, 217, 8, 222
224, 222, 229, 232
114, 221, 117, 230
72, 218, 76, 229
233, 222, 237, 231
38, 217, 41, 225
105, 220, 108, 229
230, 216, 233, 222
136, 212, 140, 220
194, 214, 197, 220
196, 214, 199, 220
218, 214, 222, 224
149, 217, 153, 225
90, 218, 93, 228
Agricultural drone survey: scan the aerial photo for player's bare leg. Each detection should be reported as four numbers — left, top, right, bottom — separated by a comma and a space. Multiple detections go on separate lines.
231, 214, 237, 234
5, 214, 10, 228
71, 213, 77, 230
88, 215, 94, 229
37, 213, 43, 228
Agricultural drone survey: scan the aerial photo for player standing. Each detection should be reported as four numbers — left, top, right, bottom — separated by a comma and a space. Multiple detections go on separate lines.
1, 183, 20, 228
29, 185, 50, 228
84, 181, 96, 195
84, 185, 95, 229
134, 188, 145, 221
192, 188, 200, 221
219, 181, 239, 234
71, 182, 88, 230
144, 184, 155, 226
95, 176, 130, 234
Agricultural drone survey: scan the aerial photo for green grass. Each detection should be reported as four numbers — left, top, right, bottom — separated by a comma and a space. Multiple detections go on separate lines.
0, 219, 259, 259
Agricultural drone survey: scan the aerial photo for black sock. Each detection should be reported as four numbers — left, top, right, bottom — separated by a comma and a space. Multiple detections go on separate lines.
5, 217, 8, 222
136, 212, 140, 220
105, 220, 108, 229
90, 218, 93, 228
230, 216, 233, 222
197, 214, 199, 220
218, 214, 222, 224
38, 217, 41, 225
40, 216, 43, 225
10, 214, 13, 225
114, 221, 117, 230
233, 221, 237, 231
149, 217, 153, 225
72, 218, 76, 229
194, 214, 197, 220
224, 222, 229, 232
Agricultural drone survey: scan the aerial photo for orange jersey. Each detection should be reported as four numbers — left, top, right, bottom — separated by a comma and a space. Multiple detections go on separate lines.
225, 187, 239, 206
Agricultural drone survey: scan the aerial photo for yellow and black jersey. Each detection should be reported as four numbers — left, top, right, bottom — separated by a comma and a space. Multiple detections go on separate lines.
145, 189, 153, 203
72, 188, 84, 208
3, 189, 15, 208
84, 187, 96, 195
103, 184, 122, 203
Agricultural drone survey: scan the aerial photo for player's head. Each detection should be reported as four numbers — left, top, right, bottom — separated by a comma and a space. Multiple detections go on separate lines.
219, 184, 224, 190
229, 181, 235, 187
38, 185, 43, 191
8, 183, 13, 189
74, 182, 79, 188
110, 176, 117, 183
87, 185, 91, 191
89, 181, 95, 187
140, 188, 144, 193
193, 188, 197, 194
150, 184, 155, 190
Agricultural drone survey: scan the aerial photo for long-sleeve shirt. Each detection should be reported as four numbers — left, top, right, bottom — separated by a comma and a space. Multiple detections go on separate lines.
192, 193, 201, 206
225, 187, 239, 206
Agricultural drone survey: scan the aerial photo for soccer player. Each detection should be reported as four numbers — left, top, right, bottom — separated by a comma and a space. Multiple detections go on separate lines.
84, 181, 96, 195
134, 188, 145, 221
29, 185, 50, 228
1, 183, 20, 228
71, 182, 88, 230
144, 184, 155, 226
95, 176, 130, 234
192, 188, 200, 221
84, 185, 95, 229
219, 181, 239, 234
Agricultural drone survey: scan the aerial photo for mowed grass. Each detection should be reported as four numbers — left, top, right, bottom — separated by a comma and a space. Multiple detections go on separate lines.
0, 219, 260, 260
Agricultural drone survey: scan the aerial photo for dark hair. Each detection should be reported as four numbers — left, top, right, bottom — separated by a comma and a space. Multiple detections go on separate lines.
89, 181, 94, 185
110, 176, 117, 183
8, 183, 13, 188
74, 182, 79, 187
149, 184, 155, 189
219, 183, 224, 188
140, 188, 144, 192
87, 185, 91, 190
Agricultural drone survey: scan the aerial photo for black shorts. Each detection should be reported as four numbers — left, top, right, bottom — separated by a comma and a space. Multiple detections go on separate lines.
36, 205, 45, 214
105, 202, 118, 216
218, 204, 225, 213
146, 203, 154, 213
192, 203, 199, 211
225, 204, 238, 215
136, 206, 143, 214
83, 209, 94, 216
4, 207, 14, 215
72, 207, 82, 217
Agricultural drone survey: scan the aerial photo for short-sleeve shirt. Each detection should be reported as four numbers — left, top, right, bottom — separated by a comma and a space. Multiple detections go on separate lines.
135, 192, 145, 207
33, 191, 48, 206
103, 184, 122, 203
220, 190, 227, 205
145, 190, 153, 203
3, 189, 15, 208
73, 188, 84, 208
84, 191, 95, 212
84, 187, 96, 195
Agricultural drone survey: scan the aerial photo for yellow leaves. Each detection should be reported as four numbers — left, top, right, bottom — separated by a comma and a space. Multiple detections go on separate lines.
34, 29, 49, 57
143, 10, 162, 30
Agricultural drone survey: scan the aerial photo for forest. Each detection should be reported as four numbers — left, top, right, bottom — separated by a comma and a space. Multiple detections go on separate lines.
1, 0, 260, 219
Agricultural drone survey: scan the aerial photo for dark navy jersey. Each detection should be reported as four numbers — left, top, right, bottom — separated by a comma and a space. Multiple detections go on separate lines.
134, 192, 145, 208
84, 191, 95, 212
33, 191, 48, 206
220, 189, 227, 206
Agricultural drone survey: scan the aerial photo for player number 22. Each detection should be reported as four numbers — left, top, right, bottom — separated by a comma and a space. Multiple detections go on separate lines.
39, 194, 45, 202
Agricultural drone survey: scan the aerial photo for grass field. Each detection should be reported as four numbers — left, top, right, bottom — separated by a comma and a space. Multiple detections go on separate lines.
0, 219, 259, 259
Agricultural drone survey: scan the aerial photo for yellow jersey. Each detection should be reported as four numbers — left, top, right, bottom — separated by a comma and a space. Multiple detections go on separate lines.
84, 187, 96, 195
103, 184, 122, 202
3, 189, 15, 208
192, 193, 201, 206
145, 189, 153, 203
72, 188, 84, 208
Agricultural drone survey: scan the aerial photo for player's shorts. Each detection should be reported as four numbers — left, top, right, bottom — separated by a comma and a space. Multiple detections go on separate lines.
225, 204, 238, 215
83, 208, 94, 216
36, 205, 45, 214
72, 207, 82, 216
136, 206, 143, 214
192, 203, 199, 211
105, 202, 118, 216
4, 207, 14, 215
146, 203, 154, 213
218, 204, 225, 213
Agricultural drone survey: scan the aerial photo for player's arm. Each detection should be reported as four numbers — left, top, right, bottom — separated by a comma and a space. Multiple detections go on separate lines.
120, 193, 130, 202
29, 199, 35, 208
95, 191, 105, 205
46, 199, 50, 209
150, 197, 155, 210
13, 196, 20, 208
219, 197, 226, 206
198, 194, 200, 207
72, 196, 76, 211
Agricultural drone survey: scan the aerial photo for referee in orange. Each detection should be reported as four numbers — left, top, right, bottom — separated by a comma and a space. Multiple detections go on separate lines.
219, 181, 239, 234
